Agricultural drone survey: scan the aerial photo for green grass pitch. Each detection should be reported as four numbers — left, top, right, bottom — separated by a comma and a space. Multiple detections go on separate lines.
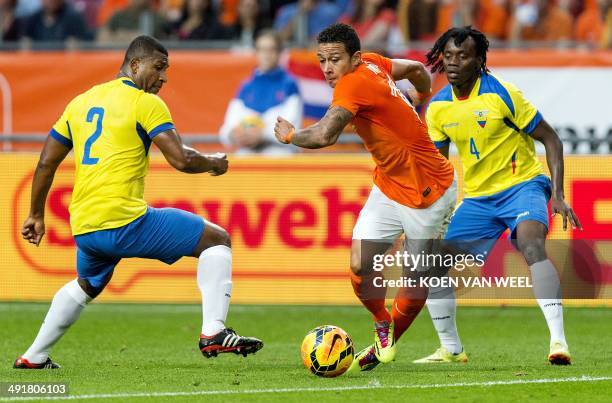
1, 303, 611, 402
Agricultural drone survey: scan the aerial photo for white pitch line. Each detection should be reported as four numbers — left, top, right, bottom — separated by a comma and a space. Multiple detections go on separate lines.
1, 376, 610, 401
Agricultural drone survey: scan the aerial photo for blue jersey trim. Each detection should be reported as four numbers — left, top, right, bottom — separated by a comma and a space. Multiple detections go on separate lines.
49, 128, 73, 149
434, 139, 450, 149
122, 80, 139, 89
148, 122, 175, 139
478, 73, 515, 117
136, 123, 152, 155
430, 84, 453, 103
523, 111, 542, 134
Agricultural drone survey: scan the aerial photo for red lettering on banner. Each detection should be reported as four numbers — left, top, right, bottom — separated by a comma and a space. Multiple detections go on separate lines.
47, 187, 73, 246
571, 180, 612, 284
572, 180, 612, 239
224, 202, 275, 248
278, 202, 317, 248
322, 188, 368, 247
202, 201, 221, 223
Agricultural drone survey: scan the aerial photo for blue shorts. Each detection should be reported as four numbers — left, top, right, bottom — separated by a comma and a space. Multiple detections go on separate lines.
444, 175, 551, 255
74, 207, 205, 290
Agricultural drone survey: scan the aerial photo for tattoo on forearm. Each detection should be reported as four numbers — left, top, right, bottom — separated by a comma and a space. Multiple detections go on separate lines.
292, 106, 353, 149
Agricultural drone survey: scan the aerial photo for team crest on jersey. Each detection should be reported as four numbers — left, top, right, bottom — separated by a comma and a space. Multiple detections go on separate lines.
474, 110, 489, 128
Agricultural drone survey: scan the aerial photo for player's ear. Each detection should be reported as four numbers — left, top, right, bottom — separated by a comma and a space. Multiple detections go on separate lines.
351, 51, 361, 68
129, 58, 140, 75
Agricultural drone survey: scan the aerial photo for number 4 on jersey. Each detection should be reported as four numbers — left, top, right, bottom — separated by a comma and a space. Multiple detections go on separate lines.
469, 137, 480, 160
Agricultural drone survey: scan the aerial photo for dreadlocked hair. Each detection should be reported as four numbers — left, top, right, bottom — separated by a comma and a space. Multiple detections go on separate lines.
425, 26, 490, 74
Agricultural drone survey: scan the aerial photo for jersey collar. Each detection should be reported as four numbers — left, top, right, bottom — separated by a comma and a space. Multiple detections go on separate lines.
119, 77, 140, 90
453, 75, 481, 102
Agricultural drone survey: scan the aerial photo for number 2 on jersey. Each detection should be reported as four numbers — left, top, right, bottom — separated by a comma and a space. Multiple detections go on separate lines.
82, 107, 105, 165
469, 137, 480, 160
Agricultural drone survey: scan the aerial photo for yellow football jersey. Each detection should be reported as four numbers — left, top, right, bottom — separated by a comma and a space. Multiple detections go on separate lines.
426, 72, 544, 198
50, 77, 175, 235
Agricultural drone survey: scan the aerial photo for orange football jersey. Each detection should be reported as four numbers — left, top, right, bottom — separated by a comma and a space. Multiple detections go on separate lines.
331, 53, 454, 208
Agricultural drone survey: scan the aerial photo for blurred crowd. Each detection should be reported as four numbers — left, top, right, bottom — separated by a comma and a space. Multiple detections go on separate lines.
1, 0, 611, 48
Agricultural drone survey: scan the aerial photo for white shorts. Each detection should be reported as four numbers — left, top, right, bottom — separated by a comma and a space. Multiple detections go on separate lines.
353, 176, 457, 241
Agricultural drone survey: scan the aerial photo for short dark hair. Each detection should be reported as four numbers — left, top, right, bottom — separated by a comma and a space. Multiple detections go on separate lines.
316, 23, 361, 56
122, 36, 168, 67
425, 26, 489, 74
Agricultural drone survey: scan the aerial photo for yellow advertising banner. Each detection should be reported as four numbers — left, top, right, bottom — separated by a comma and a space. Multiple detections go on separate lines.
1, 154, 611, 305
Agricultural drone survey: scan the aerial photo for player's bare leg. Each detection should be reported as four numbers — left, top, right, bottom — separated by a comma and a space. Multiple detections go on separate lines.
516, 220, 570, 365
193, 220, 263, 358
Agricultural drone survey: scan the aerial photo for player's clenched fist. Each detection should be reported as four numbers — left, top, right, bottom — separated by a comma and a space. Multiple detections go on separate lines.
22, 216, 45, 246
206, 152, 228, 176
275, 116, 295, 144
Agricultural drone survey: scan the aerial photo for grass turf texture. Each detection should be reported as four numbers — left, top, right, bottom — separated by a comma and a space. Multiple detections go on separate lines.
1, 303, 610, 402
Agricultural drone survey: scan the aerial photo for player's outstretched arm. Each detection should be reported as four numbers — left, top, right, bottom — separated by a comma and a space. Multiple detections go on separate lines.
275, 106, 353, 149
23, 136, 71, 246
153, 129, 228, 175
390, 59, 432, 105
531, 119, 582, 231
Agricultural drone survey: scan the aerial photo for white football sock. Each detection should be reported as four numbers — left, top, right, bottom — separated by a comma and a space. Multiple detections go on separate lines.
22, 279, 91, 363
198, 245, 233, 336
426, 285, 463, 354
529, 259, 566, 345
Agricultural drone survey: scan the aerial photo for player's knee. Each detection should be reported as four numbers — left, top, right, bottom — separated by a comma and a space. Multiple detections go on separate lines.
77, 278, 104, 299
214, 227, 231, 248
518, 240, 546, 266
205, 225, 232, 249
350, 250, 364, 275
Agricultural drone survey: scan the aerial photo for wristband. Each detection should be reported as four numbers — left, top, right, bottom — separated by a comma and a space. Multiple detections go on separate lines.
283, 129, 295, 144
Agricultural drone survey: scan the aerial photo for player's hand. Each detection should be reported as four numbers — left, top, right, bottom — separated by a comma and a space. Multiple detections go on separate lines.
22, 215, 45, 246
407, 88, 431, 107
206, 153, 228, 176
551, 198, 582, 231
274, 116, 295, 144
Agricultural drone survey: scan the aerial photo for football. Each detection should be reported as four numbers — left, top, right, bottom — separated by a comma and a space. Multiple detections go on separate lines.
300, 325, 354, 377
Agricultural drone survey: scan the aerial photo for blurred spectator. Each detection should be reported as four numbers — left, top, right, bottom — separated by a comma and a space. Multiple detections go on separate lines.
274, 0, 341, 44
14, 0, 40, 18
1, 0, 23, 41
539, 0, 573, 41
171, 0, 226, 40
72, 0, 101, 28
477, 0, 509, 40
508, 0, 539, 41
575, 0, 604, 45
339, 0, 396, 49
603, 0, 612, 48
225, 0, 272, 48
397, 0, 438, 41
98, 0, 170, 43
97, 0, 128, 27
220, 30, 302, 155
436, 0, 477, 35
23, 0, 94, 41
219, 0, 238, 25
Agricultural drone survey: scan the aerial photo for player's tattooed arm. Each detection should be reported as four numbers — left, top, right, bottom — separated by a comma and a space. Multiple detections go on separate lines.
154, 129, 228, 175
23, 135, 71, 246
275, 106, 353, 149
531, 119, 582, 231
